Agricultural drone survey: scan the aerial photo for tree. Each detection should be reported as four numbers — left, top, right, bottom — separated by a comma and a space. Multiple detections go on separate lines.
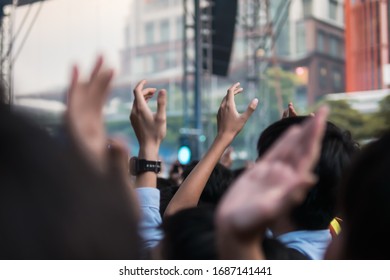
323, 99, 387, 142
378, 94, 390, 128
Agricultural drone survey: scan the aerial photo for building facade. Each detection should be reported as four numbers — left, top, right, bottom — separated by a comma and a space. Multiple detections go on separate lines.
345, 0, 390, 92
120, 0, 345, 110
273, 0, 346, 105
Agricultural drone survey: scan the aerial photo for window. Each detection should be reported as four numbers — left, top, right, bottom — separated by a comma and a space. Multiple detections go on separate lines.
160, 20, 170, 42
329, 0, 338, 21
302, 0, 312, 18
296, 21, 306, 54
332, 67, 344, 91
317, 31, 325, 53
145, 22, 155, 45
133, 57, 145, 75
318, 62, 328, 88
164, 51, 176, 69
176, 16, 183, 40
329, 36, 339, 57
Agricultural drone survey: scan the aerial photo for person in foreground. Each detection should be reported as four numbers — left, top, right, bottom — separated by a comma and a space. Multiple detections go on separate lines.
215, 107, 329, 259
0, 57, 141, 259
325, 129, 390, 259
255, 103, 358, 259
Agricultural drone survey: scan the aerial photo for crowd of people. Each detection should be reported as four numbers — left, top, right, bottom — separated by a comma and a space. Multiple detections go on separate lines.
1, 56, 390, 260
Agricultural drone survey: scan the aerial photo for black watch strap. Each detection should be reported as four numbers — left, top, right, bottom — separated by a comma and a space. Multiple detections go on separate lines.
130, 157, 161, 175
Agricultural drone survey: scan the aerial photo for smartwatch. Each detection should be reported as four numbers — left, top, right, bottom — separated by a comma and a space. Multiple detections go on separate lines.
130, 156, 161, 175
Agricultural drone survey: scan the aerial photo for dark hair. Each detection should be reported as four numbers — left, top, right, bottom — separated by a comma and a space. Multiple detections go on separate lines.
161, 207, 308, 260
257, 117, 359, 230
182, 161, 234, 206
339, 131, 390, 259
0, 80, 8, 106
232, 167, 246, 180
157, 177, 176, 189
159, 185, 179, 217
161, 206, 217, 259
0, 109, 140, 259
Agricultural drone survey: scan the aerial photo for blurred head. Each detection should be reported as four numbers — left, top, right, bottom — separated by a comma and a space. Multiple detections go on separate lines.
182, 161, 234, 206
169, 161, 184, 185
334, 130, 390, 259
0, 109, 140, 259
161, 206, 217, 259
160, 206, 309, 260
257, 117, 359, 230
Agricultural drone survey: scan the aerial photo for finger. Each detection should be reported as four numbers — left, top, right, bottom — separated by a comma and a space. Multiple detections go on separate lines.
288, 102, 298, 117
142, 87, 157, 98
107, 138, 130, 176
89, 56, 104, 82
240, 98, 259, 121
219, 95, 227, 108
309, 112, 315, 117
67, 65, 79, 106
282, 108, 288, 118
234, 87, 244, 95
96, 68, 114, 90
144, 91, 155, 102
156, 89, 167, 120
295, 106, 329, 170
289, 173, 318, 204
101, 69, 115, 101
226, 82, 240, 103
92, 68, 114, 106
133, 80, 147, 100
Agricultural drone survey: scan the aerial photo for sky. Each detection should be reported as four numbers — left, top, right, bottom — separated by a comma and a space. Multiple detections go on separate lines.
10, 0, 132, 95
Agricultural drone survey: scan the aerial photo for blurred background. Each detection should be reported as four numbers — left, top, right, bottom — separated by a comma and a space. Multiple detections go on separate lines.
1, 0, 390, 171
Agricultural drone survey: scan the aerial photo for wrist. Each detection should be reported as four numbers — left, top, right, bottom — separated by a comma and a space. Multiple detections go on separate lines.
138, 144, 160, 160
215, 133, 234, 147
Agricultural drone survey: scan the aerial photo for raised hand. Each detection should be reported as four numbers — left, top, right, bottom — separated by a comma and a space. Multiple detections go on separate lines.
216, 106, 329, 259
282, 102, 298, 118
164, 83, 258, 217
130, 80, 167, 189
282, 102, 315, 118
130, 80, 167, 159
66, 56, 114, 172
217, 82, 258, 140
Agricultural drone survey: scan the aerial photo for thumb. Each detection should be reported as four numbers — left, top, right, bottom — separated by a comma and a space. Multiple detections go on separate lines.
156, 89, 167, 119
241, 98, 259, 121
107, 139, 130, 177
67, 65, 79, 106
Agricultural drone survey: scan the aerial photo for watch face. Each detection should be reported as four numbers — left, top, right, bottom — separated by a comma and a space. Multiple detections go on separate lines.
128, 157, 161, 175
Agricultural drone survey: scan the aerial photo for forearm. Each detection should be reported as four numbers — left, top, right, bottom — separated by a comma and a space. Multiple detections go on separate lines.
164, 134, 232, 217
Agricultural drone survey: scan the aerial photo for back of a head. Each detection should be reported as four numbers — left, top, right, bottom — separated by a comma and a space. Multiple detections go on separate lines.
161, 206, 310, 260
339, 131, 390, 259
257, 117, 359, 230
161, 206, 217, 259
0, 108, 140, 259
182, 161, 234, 206
159, 185, 179, 217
